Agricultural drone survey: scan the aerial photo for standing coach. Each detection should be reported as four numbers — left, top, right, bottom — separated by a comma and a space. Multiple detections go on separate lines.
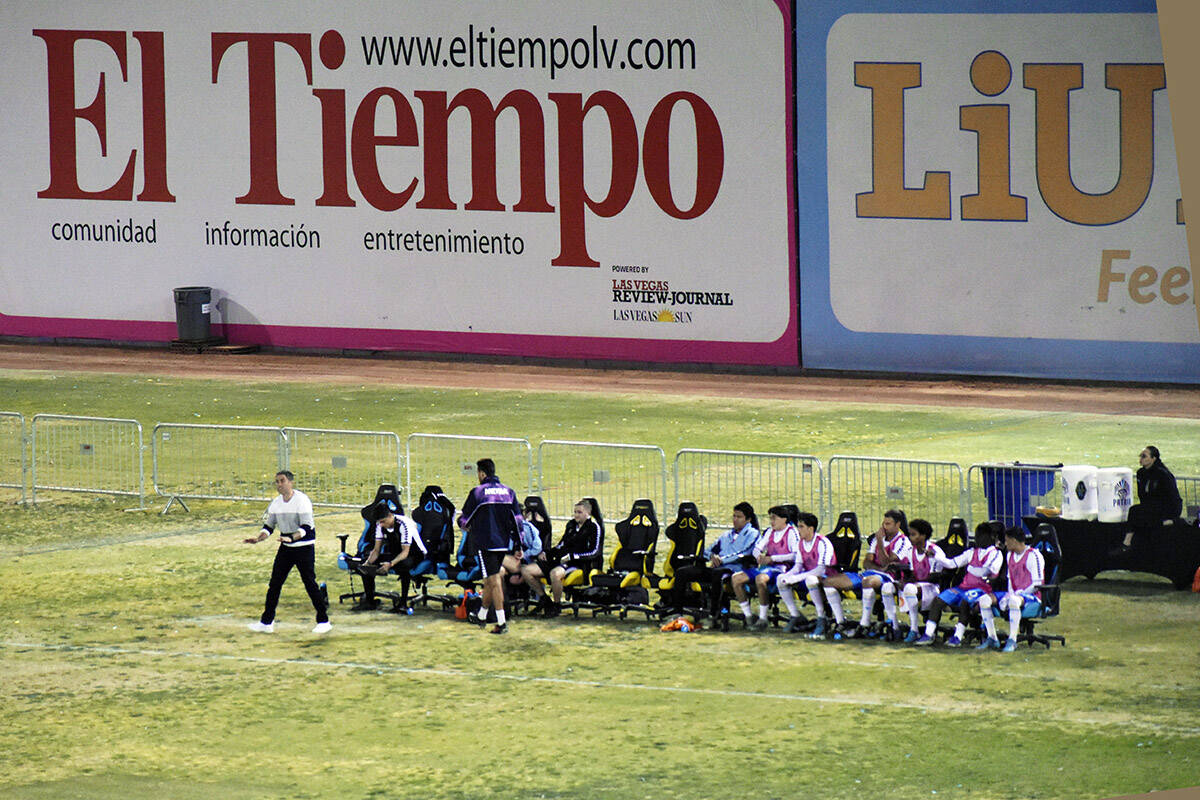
459, 458, 524, 634
244, 470, 332, 635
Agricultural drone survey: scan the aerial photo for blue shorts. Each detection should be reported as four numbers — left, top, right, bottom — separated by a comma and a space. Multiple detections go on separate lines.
994, 591, 1042, 617
938, 587, 989, 607
741, 565, 785, 584
845, 570, 894, 591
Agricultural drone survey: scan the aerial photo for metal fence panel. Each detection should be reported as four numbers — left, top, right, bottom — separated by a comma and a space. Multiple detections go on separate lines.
0, 412, 27, 502
673, 448, 823, 521
405, 434, 533, 510
966, 463, 1062, 530
283, 427, 401, 508
32, 414, 144, 505
538, 440, 667, 523
1179, 476, 1200, 520
826, 456, 964, 534
153, 423, 285, 503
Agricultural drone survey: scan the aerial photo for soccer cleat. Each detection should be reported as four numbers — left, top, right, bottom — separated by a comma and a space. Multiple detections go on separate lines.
904, 629, 920, 644
885, 626, 901, 643
842, 622, 861, 639
489, 623, 508, 635
945, 635, 963, 647
750, 617, 770, 630
248, 621, 274, 633
785, 615, 806, 633
913, 633, 934, 646
808, 617, 828, 639
975, 636, 1000, 651
1001, 639, 1019, 653
312, 621, 332, 635
469, 613, 487, 626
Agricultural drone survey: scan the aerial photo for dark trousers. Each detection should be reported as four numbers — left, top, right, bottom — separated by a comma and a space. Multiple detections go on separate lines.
668, 564, 730, 617
361, 554, 419, 604
261, 545, 328, 624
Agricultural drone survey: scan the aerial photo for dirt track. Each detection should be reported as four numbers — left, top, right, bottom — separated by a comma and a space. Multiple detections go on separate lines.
0, 342, 1197, 418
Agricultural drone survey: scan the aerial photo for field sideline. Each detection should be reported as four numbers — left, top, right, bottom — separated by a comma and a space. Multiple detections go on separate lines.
0, 347, 1198, 800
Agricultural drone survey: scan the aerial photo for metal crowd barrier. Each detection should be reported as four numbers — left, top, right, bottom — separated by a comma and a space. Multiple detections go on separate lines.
673, 448, 823, 523
405, 433, 534, 510
283, 427, 402, 508
0, 411, 27, 503
153, 423, 286, 509
826, 455, 965, 532
31, 414, 144, 507
537, 439, 668, 524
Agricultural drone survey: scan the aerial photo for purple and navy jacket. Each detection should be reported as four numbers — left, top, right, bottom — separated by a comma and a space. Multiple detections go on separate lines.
458, 475, 524, 552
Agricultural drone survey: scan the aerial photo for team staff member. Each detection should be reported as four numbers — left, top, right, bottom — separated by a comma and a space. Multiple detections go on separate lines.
1115, 445, 1184, 556
244, 471, 331, 635
459, 458, 524, 634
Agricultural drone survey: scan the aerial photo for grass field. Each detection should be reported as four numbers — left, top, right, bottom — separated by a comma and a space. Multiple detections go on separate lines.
1, 366, 1198, 800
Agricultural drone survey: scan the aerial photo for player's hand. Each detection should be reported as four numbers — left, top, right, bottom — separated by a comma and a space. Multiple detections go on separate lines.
710, 556, 722, 568
242, 536, 259, 544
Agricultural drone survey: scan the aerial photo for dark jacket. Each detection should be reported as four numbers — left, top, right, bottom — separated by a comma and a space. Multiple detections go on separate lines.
1136, 460, 1183, 520
552, 518, 603, 570
458, 476, 523, 551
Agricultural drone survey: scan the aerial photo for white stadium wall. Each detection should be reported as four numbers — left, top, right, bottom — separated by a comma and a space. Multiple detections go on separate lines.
798, 0, 1200, 383
0, 1, 797, 366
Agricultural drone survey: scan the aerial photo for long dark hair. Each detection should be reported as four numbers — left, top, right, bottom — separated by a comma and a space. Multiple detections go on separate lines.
734, 501, 759, 532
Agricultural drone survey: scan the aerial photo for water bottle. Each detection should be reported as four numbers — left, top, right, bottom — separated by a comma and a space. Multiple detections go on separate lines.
679, 621, 691, 633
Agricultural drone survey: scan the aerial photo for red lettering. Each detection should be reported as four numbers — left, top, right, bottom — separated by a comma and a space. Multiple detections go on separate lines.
351, 87, 419, 211
132, 31, 174, 202
211, 32, 313, 205
34, 29, 137, 200
643, 92, 723, 219
549, 91, 638, 268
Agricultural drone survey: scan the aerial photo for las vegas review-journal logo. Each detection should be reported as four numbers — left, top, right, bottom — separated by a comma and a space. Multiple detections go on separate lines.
609, 276, 733, 324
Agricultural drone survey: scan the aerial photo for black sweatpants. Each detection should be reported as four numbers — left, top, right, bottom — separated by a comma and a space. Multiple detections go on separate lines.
261, 545, 328, 624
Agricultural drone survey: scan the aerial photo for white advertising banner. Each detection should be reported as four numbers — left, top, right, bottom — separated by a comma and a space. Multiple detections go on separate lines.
826, 13, 1196, 345
0, 1, 796, 364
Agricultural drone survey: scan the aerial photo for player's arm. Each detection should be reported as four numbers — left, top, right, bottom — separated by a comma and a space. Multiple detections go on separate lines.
244, 511, 274, 544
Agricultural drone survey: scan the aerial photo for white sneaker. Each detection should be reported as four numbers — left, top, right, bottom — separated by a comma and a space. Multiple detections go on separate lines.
312, 622, 333, 635
248, 621, 274, 633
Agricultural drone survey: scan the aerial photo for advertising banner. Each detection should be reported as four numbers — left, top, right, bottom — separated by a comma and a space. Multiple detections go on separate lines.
0, 1, 796, 365
799, 0, 1200, 383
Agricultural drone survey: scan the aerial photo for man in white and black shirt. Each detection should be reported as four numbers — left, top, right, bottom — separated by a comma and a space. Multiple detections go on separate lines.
244, 471, 331, 634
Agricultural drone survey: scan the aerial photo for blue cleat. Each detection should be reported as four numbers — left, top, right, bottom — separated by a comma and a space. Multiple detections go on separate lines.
904, 629, 920, 644
808, 617, 827, 640
1001, 639, 1018, 653
913, 633, 934, 646
975, 636, 1000, 651
945, 635, 963, 647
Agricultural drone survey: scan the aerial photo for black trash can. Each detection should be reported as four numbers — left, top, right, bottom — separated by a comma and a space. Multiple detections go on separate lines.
173, 286, 212, 341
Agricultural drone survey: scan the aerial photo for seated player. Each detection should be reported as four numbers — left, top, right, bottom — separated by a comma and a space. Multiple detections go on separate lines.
978, 526, 1046, 652
914, 522, 1003, 646
356, 499, 423, 610
820, 508, 913, 639
521, 498, 602, 614
501, 515, 544, 589
667, 502, 759, 619
899, 518, 954, 643
731, 505, 798, 629
776, 511, 835, 634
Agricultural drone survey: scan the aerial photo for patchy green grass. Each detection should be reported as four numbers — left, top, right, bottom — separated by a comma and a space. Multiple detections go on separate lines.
0, 367, 1198, 799
0, 522, 1197, 800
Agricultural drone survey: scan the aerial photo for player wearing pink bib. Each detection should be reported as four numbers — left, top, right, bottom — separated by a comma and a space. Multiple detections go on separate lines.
914, 522, 1003, 647
978, 526, 1046, 652
899, 518, 955, 643
776, 511, 831, 632
731, 505, 799, 629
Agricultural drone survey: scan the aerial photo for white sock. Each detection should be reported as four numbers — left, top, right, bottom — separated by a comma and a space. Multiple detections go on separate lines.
739, 600, 753, 619
779, 585, 800, 617
904, 590, 920, 630
881, 585, 898, 628
980, 605, 997, 640
859, 587, 875, 627
953, 622, 966, 640
476, 606, 488, 621
495, 609, 506, 626
824, 587, 844, 624
806, 577, 827, 616
924, 619, 938, 637
1008, 602, 1023, 640
758, 603, 770, 621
